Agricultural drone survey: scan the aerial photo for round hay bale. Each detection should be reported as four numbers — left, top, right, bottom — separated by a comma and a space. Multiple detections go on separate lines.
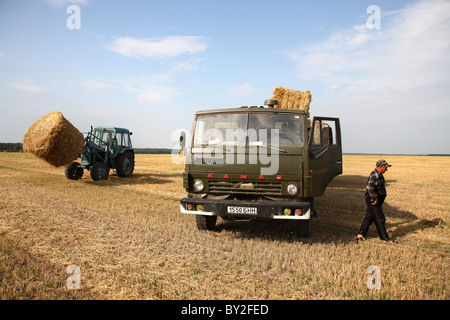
23, 111, 85, 167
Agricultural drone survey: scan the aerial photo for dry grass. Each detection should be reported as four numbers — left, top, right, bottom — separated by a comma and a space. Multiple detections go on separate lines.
0, 153, 448, 300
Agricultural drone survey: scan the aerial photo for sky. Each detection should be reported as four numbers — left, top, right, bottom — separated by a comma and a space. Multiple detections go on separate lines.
0, 0, 449, 154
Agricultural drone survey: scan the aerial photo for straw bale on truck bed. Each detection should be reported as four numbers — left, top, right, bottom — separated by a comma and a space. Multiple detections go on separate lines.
23, 111, 84, 167
271, 87, 312, 112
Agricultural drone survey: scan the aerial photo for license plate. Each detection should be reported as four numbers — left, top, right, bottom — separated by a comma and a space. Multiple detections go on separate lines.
227, 206, 257, 214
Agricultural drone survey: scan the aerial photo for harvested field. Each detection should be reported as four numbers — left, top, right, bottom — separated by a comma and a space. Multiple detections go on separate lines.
0, 153, 448, 300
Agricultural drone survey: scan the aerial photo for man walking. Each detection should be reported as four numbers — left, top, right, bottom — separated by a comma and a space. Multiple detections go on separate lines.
356, 159, 396, 243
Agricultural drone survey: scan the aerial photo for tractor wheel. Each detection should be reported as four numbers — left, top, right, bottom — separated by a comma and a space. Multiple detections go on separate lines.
116, 151, 135, 178
90, 162, 109, 181
195, 215, 217, 231
65, 162, 84, 180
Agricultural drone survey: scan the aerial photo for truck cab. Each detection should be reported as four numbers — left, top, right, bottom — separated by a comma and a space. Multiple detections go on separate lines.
179, 100, 342, 237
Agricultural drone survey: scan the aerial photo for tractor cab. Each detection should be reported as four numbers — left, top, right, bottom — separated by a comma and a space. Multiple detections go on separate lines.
90, 127, 132, 157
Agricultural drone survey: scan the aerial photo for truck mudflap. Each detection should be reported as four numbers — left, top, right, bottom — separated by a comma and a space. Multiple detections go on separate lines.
180, 198, 311, 220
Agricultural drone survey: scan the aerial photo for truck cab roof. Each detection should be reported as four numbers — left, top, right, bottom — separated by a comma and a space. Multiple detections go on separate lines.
194, 107, 308, 116
94, 127, 131, 134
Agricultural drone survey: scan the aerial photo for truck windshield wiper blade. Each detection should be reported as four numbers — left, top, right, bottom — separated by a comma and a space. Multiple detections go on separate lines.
258, 144, 288, 153
201, 141, 287, 153
202, 141, 234, 152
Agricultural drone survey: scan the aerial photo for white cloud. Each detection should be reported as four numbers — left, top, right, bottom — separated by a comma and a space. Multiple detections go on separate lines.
76, 58, 202, 102
147, 60, 202, 83
77, 60, 200, 102
284, 0, 450, 154
10, 80, 46, 93
77, 78, 181, 103
288, 0, 450, 94
79, 79, 114, 93
136, 86, 181, 103
228, 83, 254, 97
106, 36, 209, 59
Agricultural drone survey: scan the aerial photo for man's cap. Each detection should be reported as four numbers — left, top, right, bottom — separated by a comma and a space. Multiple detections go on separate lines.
376, 159, 392, 168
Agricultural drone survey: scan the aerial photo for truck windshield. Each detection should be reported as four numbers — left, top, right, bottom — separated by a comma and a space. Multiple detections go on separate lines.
193, 113, 304, 148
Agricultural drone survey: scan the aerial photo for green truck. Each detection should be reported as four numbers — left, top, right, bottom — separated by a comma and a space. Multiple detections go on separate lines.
179, 99, 342, 237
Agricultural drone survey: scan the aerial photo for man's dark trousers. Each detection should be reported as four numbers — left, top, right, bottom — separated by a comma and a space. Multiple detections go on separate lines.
359, 194, 390, 240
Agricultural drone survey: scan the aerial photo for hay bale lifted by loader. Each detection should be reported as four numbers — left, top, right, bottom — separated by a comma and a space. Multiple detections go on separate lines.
23, 111, 85, 167
23, 112, 135, 181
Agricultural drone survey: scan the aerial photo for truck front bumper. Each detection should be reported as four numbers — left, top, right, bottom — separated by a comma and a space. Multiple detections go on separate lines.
180, 198, 311, 220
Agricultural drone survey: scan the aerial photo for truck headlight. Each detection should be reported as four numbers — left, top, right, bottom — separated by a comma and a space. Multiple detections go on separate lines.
287, 183, 298, 195
193, 179, 204, 192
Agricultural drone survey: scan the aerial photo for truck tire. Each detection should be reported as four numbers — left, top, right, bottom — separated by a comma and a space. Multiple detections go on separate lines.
90, 162, 109, 181
296, 220, 311, 238
65, 162, 84, 180
116, 151, 134, 178
196, 215, 217, 231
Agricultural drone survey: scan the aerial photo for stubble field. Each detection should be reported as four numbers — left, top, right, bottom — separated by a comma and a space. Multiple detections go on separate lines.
0, 153, 448, 300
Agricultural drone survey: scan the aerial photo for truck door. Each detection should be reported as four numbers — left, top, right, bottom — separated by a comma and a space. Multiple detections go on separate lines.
308, 117, 342, 196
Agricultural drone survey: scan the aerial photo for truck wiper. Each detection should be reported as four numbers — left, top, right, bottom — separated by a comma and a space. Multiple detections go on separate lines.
203, 141, 234, 152
203, 141, 287, 153
258, 144, 288, 153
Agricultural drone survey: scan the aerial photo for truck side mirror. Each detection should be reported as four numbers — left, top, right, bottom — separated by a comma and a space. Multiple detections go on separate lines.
179, 131, 186, 150
322, 126, 332, 145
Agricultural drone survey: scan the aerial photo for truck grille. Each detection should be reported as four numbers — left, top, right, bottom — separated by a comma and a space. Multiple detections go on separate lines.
208, 180, 282, 196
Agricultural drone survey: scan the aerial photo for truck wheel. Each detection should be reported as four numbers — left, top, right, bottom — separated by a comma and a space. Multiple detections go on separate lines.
90, 162, 109, 181
296, 220, 311, 238
116, 151, 134, 177
65, 162, 84, 180
196, 215, 217, 231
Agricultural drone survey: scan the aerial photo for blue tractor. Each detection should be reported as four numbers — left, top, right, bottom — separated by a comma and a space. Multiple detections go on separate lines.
65, 126, 135, 181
